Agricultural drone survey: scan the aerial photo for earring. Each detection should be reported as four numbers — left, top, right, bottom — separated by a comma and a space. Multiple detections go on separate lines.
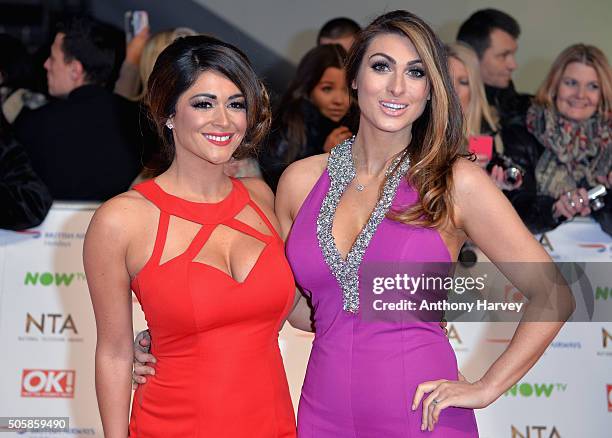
165, 119, 174, 129
427, 95, 431, 101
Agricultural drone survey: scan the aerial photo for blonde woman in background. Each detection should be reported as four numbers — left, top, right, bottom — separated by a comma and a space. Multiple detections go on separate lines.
446, 42, 521, 190
446, 43, 501, 155
115, 28, 196, 100
527, 44, 612, 230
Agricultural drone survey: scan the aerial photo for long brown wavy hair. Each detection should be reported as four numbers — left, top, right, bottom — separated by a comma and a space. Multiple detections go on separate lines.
345, 10, 464, 228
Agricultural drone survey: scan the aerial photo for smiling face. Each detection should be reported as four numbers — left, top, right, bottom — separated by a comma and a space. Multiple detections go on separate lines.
309, 66, 350, 122
448, 56, 471, 112
170, 70, 247, 165
555, 62, 601, 121
353, 33, 430, 135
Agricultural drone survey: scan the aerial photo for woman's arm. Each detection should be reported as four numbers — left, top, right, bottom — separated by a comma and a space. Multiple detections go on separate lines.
287, 292, 315, 332
413, 159, 574, 431
274, 156, 327, 332
84, 197, 136, 438
459, 160, 573, 388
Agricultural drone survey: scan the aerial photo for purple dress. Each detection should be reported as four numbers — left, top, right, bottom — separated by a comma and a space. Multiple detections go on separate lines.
285, 141, 479, 437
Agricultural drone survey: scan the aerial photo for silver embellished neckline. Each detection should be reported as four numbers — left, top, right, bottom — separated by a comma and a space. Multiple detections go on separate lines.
316, 137, 411, 313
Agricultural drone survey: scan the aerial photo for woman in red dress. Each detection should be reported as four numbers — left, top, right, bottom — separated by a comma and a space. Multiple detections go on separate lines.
84, 35, 297, 438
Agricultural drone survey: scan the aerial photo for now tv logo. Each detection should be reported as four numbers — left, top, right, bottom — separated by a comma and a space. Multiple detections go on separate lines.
21, 369, 75, 398
505, 382, 566, 398
24, 272, 85, 287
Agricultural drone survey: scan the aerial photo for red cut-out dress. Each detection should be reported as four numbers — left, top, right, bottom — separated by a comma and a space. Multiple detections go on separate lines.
128, 178, 296, 437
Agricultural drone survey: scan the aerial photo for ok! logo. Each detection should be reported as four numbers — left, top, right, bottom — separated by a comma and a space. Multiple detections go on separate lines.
21, 369, 75, 398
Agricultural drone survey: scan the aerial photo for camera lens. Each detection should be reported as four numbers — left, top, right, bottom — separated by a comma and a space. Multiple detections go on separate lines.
504, 167, 520, 185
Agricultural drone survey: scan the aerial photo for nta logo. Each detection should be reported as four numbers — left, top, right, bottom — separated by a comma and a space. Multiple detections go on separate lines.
25, 313, 78, 335
511, 425, 561, 438
24, 272, 85, 286
505, 382, 566, 398
21, 369, 75, 398
607, 384, 612, 412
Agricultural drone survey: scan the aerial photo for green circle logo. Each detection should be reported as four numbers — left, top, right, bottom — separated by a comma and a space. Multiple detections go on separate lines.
40, 273, 54, 286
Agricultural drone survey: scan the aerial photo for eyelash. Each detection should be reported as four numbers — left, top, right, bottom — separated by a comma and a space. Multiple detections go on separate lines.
191, 100, 246, 110
563, 79, 599, 90
371, 61, 426, 78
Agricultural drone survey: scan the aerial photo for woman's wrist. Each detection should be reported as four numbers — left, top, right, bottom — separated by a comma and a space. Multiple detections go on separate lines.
473, 378, 502, 408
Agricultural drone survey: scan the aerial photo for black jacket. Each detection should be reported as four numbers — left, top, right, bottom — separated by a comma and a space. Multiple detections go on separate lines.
260, 99, 356, 191
14, 84, 142, 201
485, 83, 559, 233
487, 83, 612, 235
0, 121, 52, 230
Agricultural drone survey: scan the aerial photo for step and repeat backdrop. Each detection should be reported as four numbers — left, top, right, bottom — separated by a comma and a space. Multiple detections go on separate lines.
0, 204, 610, 437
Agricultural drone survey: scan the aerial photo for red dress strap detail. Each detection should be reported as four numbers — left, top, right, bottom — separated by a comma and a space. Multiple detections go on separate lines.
132, 178, 248, 225
133, 181, 172, 267
149, 211, 170, 266
183, 224, 216, 259
242, 197, 281, 241
223, 217, 273, 244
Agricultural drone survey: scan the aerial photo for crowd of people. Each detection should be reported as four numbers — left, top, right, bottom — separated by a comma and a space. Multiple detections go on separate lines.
0, 6, 606, 436
1, 10, 610, 235
77, 7, 579, 438
1, 10, 610, 236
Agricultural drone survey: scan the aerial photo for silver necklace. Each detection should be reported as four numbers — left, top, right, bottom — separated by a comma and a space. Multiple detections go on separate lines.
352, 146, 403, 192
316, 136, 411, 313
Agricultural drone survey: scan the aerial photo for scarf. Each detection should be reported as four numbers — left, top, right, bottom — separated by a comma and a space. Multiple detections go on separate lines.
527, 104, 612, 199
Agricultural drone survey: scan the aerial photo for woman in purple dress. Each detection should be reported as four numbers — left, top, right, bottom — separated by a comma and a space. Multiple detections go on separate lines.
276, 10, 572, 437
134, 10, 572, 437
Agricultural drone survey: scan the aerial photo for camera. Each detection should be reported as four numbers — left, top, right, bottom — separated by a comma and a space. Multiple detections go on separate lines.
555, 184, 608, 224
486, 154, 525, 186
587, 184, 607, 211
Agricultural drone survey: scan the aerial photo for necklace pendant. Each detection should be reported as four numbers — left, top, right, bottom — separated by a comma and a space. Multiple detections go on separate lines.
355, 183, 365, 192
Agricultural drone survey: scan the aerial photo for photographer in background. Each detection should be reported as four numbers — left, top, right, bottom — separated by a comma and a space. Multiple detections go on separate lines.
456, 9, 563, 233
526, 44, 612, 235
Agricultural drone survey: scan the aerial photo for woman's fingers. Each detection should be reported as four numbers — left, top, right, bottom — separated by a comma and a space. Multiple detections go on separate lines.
134, 361, 155, 376
135, 349, 156, 365
574, 188, 591, 216
412, 379, 446, 411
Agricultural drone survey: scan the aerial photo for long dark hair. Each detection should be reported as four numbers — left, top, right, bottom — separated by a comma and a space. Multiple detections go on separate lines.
272, 44, 348, 164
146, 35, 271, 166
346, 10, 464, 228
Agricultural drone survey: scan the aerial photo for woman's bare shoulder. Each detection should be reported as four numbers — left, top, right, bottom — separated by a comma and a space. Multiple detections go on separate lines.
87, 190, 158, 240
281, 153, 329, 187
276, 153, 328, 214
276, 153, 328, 216
239, 177, 275, 210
